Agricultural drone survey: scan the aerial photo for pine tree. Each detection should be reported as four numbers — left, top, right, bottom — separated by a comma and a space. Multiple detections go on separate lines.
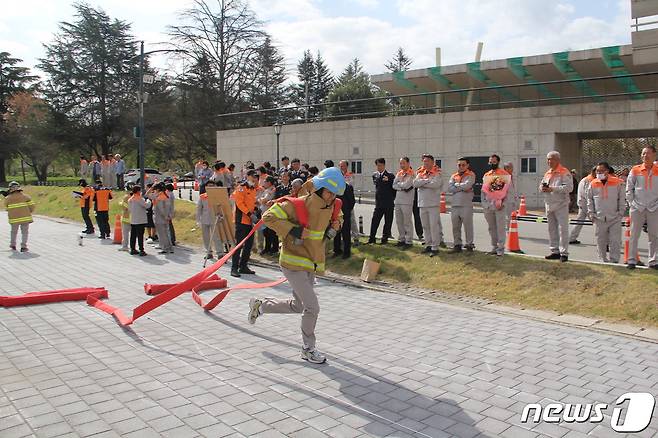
328, 57, 389, 118
293, 50, 316, 114
250, 36, 289, 120
313, 51, 333, 111
385, 47, 413, 73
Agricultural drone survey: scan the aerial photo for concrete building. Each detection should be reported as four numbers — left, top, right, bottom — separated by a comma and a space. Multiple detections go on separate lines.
217, 43, 658, 208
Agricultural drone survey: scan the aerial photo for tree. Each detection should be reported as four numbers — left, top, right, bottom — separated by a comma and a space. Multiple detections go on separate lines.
0, 52, 37, 183
327, 58, 389, 118
293, 50, 333, 120
385, 47, 413, 73
6, 93, 63, 181
38, 3, 140, 158
168, 0, 267, 152
249, 36, 289, 123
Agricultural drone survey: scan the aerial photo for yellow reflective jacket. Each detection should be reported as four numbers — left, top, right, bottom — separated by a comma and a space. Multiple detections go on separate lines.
5, 191, 35, 225
263, 193, 342, 274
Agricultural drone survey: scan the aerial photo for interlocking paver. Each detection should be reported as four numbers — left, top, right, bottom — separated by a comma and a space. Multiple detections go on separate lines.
1, 214, 658, 438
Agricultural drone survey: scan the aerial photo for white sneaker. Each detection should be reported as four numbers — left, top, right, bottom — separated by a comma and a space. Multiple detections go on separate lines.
248, 298, 262, 325
146, 238, 154, 244
301, 347, 326, 364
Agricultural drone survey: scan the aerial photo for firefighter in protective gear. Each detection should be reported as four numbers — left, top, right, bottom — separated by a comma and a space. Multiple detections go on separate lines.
4, 182, 35, 252
231, 170, 259, 277
248, 166, 345, 364
586, 162, 625, 263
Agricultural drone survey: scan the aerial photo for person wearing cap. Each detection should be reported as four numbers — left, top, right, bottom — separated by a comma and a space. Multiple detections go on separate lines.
230, 169, 260, 277
249, 166, 345, 364
76, 179, 96, 234
4, 182, 35, 252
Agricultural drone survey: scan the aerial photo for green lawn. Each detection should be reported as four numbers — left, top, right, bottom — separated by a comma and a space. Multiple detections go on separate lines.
10, 186, 658, 328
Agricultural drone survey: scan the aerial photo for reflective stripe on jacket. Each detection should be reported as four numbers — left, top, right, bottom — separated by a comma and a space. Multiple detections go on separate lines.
5, 191, 35, 224
626, 163, 658, 212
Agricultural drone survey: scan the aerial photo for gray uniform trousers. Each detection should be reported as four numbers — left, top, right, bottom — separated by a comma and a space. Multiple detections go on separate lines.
483, 208, 506, 254
10, 224, 29, 248
547, 205, 570, 256
420, 207, 442, 250
350, 210, 359, 239
155, 222, 173, 252
395, 204, 414, 244
201, 224, 224, 255
594, 218, 622, 263
451, 205, 474, 247
260, 267, 319, 349
628, 209, 658, 265
569, 207, 588, 241
121, 223, 130, 249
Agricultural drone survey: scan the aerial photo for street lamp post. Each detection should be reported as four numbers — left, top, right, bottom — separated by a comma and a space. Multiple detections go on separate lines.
273, 122, 282, 168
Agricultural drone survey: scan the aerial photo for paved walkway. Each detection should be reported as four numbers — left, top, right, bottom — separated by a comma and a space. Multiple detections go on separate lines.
1, 214, 657, 437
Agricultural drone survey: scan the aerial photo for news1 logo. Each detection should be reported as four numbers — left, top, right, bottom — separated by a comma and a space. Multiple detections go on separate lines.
521, 393, 656, 433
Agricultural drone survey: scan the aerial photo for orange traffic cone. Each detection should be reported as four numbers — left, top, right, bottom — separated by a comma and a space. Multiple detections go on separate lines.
623, 216, 641, 264
112, 214, 122, 244
194, 180, 199, 191
440, 192, 447, 213
518, 195, 527, 216
506, 211, 524, 253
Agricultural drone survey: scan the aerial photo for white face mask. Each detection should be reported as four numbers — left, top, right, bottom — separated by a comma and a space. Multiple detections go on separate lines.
597, 173, 607, 181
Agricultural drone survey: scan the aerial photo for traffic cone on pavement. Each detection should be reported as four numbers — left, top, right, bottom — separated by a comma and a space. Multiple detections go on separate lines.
113, 214, 122, 244
440, 192, 447, 213
518, 195, 527, 216
506, 211, 524, 253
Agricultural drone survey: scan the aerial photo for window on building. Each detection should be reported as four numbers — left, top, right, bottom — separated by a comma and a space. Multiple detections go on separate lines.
521, 157, 537, 173
351, 160, 362, 175
436, 159, 442, 168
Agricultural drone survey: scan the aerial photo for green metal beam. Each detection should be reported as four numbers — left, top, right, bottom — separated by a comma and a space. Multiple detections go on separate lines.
601, 46, 645, 100
552, 52, 603, 102
507, 57, 560, 101
426, 66, 465, 94
466, 61, 520, 102
392, 71, 430, 93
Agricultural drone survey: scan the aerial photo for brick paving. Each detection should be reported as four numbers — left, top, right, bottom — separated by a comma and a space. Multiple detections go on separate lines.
0, 212, 657, 437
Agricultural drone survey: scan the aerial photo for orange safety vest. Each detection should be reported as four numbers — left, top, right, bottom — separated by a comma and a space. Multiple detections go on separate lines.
94, 188, 112, 211
451, 169, 475, 182
80, 186, 95, 208
232, 184, 258, 225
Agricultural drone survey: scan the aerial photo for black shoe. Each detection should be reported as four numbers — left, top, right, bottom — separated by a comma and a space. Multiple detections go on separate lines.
85, 230, 95, 234
545, 253, 561, 260
560, 255, 568, 263
627, 263, 636, 270
465, 246, 474, 252
139, 251, 147, 256
439, 241, 447, 248
637, 261, 645, 267
20, 247, 28, 253
429, 250, 439, 257
365, 240, 375, 245
569, 240, 581, 245
238, 267, 256, 275
650, 264, 658, 270
449, 246, 462, 254
402, 243, 412, 249
158, 250, 169, 254
395, 241, 406, 247
230, 269, 241, 278
379, 239, 388, 245
341, 253, 350, 259
423, 246, 432, 253
130, 250, 139, 255
98, 235, 105, 239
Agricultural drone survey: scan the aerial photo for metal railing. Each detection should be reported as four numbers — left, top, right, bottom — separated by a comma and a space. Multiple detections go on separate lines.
215, 71, 658, 129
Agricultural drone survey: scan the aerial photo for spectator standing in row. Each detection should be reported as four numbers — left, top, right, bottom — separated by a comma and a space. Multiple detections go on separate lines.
414, 154, 443, 256
165, 183, 176, 246
448, 157, 475, 253
587, 162, 625, 264
334, 173, 355, 258
626, 146, 658, 269
279, 156, 290, 174
128, 185, 150, 256
569, 167, 596, 245
91, 156, 101, 183
259, 176, 279, 255
197, 161, 213, 194
80, 156, 89, 178
392, 156, 415, 248
275, 171, 291, 198
503, 161, 519, 229
367, 158, 395, 244
114, 154, 126, 190
151, 182, 174, 254
289, 158, 309, 182
339, 160, 360, 247
541, 151, 574, 262
482, 154, 509, 257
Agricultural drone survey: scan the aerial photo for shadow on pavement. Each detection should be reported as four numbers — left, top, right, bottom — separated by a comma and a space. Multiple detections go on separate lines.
8, 251, 40, 259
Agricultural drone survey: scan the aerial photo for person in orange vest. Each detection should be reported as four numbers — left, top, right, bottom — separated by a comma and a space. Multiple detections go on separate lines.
93, 180, 113, 239
569, 167, 596, 245
586, 162, 625, 263
413, 154, 443, 256
79, 155, 89, 178
76, 179, 95, 234
392, 156, 415, 248
625, 145, 658, 269
482, 154, 510, 257
230, 170, 260, 277
4, 182, 35, 252
151, 182, 173, 254
540, 151, 574, 262
448, 157, 476, 253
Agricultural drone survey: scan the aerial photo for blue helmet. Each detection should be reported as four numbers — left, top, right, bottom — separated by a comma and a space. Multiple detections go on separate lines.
312, 167, 345, 196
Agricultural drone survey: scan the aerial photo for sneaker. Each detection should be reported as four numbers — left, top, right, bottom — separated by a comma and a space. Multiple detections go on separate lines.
429, 250, 439, 257
238, 266, 256, 275
139, 251, 147, 256
146, 238, 154, 244
130, 250, 139, 255
402, 243, 412, 249
487, 250, 497, 255
569, 239, 581, 245
545, 253, 561, 260
20, 247, 28, 252
560, 255, 568, 263
230, 269, 241, 278
9, 245, 16, 251
301, 347, 326, 364
248, 298, 262, 324
465, 245, 474, 252
423, 246, 432, 253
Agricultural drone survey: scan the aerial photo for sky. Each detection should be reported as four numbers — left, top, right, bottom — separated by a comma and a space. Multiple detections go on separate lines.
1, 0, 633, 80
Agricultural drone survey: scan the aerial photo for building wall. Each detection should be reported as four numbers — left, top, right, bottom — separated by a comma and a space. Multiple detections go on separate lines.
217, 98, 658, 208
